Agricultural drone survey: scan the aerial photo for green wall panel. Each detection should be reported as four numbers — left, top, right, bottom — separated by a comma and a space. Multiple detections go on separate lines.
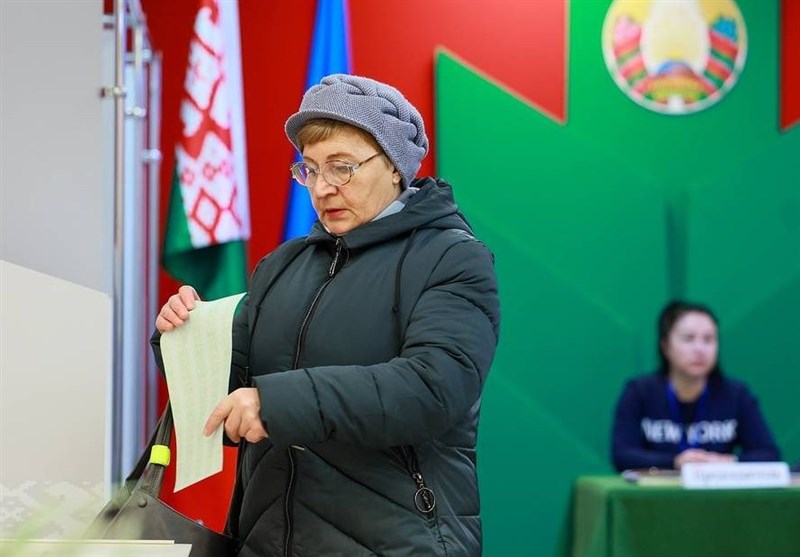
436, 1, 799, 555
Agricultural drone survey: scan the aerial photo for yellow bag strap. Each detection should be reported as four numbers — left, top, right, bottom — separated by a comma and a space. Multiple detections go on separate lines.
149, 444, 171, 467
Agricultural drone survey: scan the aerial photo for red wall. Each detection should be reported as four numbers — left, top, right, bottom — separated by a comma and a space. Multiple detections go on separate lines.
781, 0, 800, 129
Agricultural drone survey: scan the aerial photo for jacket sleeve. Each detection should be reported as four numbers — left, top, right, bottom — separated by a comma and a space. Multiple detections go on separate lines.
229, 292, 251, 391
255, 237, 500, 448
611, 380, 675, 471
150, 329, 165, 377
735, 385, 781, 462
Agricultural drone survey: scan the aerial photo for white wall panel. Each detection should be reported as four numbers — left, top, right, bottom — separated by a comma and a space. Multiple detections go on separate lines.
0, 0, 111, 294
0, 0, 110, 538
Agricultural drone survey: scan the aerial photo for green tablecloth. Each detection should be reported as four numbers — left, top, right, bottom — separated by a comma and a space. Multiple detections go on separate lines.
571, 476, 800, 557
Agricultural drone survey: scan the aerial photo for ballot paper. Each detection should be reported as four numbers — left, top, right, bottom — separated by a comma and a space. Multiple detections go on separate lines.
160, 292, 245, 491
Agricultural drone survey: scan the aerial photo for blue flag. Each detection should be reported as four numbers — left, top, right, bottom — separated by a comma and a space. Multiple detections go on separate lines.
283, 0, 352, 240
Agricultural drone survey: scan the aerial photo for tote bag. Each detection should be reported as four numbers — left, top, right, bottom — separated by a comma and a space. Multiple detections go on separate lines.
84, 403, 237, 557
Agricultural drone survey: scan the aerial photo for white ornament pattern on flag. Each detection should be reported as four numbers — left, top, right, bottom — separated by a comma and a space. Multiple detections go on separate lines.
177, 0, 245, 249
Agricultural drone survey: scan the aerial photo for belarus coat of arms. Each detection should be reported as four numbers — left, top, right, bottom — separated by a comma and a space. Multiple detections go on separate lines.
602, 0, 747, 115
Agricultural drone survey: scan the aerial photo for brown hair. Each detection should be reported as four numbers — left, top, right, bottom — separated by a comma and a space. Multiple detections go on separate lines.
296, 118, 382, 153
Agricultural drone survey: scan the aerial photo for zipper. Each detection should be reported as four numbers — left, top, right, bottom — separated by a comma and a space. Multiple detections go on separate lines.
328, 237, 343, 276
284, 450, 296, 557
284, 238, 345, 557
398, 445, 436, 515
293, 238, 344, 369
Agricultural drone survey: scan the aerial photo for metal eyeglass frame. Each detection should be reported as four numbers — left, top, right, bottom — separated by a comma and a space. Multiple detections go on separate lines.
290, 152, 384, 188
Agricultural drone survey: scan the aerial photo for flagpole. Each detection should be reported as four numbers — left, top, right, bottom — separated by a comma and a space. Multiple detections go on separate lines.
110, 0, 127, 488
145, 51, 163, 438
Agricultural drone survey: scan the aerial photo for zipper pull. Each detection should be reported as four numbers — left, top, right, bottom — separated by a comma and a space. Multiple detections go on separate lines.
242, 365, 253, 387
412, 471, 436, 514
328, 239, 343, 277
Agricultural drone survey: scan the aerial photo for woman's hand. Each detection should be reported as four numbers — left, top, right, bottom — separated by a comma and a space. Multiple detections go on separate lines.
204, 388, 268, 443
674, 448, 737, 468
156, 285, 200, 332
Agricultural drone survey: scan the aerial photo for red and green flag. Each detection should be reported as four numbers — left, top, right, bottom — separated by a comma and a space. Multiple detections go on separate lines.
163, 0, 250, 301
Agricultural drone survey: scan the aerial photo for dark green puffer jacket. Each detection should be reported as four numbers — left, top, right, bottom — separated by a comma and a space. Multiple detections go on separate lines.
223, 178, 498, 556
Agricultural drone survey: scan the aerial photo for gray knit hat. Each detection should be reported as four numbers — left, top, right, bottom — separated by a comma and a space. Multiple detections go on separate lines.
285, 74, 429, 189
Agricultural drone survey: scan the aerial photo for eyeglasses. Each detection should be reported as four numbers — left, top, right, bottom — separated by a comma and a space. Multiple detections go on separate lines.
290, 153, 384, 188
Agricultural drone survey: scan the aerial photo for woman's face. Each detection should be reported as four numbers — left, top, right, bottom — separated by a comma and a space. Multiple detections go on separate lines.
662, 311, 719, 379
302, 127, 402, 236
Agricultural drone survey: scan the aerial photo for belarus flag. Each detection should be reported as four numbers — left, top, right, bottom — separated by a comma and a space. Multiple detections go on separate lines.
163, 0, 250, 302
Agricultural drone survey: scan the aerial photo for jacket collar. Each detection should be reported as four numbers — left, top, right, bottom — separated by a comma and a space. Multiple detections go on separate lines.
306, 178, 473, 250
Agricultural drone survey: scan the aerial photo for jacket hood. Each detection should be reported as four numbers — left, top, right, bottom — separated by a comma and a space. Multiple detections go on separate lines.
306, 177, 473, 250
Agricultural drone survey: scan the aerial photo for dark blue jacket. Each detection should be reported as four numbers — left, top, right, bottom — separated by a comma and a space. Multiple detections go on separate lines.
226, 178, 498, 557
611, 372, 780, 471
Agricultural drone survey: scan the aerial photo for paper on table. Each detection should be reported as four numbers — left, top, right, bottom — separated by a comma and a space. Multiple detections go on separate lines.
160, 292, 245, 492
0, 539, 193, 557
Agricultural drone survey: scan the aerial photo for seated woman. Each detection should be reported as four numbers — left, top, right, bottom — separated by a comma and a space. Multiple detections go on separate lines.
611, 300, 780, 471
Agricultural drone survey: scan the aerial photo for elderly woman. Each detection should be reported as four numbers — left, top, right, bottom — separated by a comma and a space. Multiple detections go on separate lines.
611, 300, 780, 472
154, 74, 500, 557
